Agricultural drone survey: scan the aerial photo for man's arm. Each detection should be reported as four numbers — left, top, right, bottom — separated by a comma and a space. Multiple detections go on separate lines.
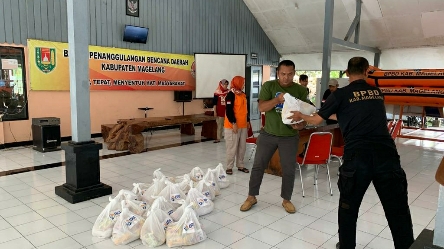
258, 96, 283, 112
292, 113, 324, 125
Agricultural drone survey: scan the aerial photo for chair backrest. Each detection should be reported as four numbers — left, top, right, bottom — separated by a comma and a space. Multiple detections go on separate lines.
301, 132, 333, 165
387, 120, 394, 132
247, 124, 254, 138
391, 119, 402, 139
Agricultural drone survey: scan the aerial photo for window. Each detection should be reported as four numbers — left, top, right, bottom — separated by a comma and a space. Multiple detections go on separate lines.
0, 46, 28, 121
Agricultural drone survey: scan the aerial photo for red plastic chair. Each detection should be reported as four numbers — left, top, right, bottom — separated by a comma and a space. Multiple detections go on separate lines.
246, 125, 257, 161
331, 146, 344, 166
387, 120, 394, 133
297, 132, 334, 197
391, 119, 402, 139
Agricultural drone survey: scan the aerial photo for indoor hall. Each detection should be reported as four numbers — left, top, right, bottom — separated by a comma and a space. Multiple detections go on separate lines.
1, 0, 444, 248
0, 123, 442, 249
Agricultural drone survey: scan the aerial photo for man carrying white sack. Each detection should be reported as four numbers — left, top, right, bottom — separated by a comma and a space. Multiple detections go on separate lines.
240, 60, 309, 214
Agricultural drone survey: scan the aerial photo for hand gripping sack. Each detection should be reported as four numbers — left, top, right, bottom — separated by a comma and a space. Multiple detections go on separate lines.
186, 186, 214, 216
151, 196, 175, 217
92, 196, 123, 238
165, 204, 207, 247
111, 200, 146, 245
190, 167, 204, 182
281, 93, 316, 125
215, 163, 230, 188
142, 178, 167, 204
158, 181, 186, 209
196, 179, 216, 200
204, 168, 221, 196
140, 208, 173, 247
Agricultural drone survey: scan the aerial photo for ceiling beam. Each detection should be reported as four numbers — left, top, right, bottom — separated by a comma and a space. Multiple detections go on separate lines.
344, 0, 362, 42
332, 37, 382, 54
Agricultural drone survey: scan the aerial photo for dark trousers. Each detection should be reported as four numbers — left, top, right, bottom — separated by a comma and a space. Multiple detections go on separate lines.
338, 145, 414, 249
248, 131, 299, 200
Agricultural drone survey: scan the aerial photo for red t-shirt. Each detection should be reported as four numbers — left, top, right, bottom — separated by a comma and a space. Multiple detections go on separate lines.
215, 95, 227, 117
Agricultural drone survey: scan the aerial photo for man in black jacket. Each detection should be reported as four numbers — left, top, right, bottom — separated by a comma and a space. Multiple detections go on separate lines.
289, 57, 414, 249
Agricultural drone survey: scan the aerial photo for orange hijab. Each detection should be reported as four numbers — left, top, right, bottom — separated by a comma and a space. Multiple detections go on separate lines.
230, 76, 245, 95
214, 79, 229, 96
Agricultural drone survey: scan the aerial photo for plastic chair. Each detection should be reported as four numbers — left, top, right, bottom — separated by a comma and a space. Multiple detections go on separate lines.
387, 120, 394, 133
297, 132, 334, 197
246, 125, 257, 161
391, 119, 402, 139
331, 145, 344, 166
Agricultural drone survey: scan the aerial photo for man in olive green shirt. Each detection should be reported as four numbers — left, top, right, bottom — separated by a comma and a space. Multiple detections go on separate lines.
240, 60, 308, 214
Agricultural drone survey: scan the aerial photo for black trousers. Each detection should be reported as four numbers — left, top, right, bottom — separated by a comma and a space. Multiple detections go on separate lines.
338, 145, 414, 249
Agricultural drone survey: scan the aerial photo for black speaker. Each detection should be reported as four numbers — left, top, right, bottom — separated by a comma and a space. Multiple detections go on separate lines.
174, 91, 192, 102
32, 124, 61, 152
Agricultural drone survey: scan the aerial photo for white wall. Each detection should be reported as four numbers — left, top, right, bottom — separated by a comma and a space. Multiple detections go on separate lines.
282, 46, 444, 70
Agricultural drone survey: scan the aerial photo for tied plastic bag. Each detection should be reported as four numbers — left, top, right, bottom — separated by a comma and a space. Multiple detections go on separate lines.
142, 178, 167, 204
125, 199, 149, 217
204, 168, 221, 196
196, 179, 216, 200
166, 204, 207, 247
140, 208, 173, 247
92, 189, 139, 238
158, 181, 186, 209
111, 200, 146, 245
92, 196, 123, 238
132, 183, 152, 196
151, 196, 175, 217
215, 163, 230, 189
153, 168, 166, 180
281, 93, 316, 125
190, 167, 204, 182
177, 174, 192, 195
170, 199, 189, 222
186, 185, 214, 216
117, 189, 140, 202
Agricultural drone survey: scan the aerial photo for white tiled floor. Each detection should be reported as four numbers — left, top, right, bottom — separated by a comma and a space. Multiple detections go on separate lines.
0, 125, 442, 249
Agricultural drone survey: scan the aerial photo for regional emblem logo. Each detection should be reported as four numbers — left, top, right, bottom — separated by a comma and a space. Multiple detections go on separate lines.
35, 47, 56, 73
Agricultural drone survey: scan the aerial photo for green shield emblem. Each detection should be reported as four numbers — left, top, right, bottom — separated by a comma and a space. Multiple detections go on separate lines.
35, 47, 56, 73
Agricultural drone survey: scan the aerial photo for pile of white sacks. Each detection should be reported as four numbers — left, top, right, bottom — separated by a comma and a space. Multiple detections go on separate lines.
91, 163, 230, 248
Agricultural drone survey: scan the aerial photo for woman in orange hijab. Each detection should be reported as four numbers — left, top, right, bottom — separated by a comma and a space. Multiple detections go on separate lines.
224, 76, 250, 175
212, 79, 229, 143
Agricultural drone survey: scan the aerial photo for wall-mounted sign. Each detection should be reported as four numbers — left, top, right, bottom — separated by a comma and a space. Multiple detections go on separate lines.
251, 53, 258, 59
28, 39, 195, 91
126, 0, 139, 17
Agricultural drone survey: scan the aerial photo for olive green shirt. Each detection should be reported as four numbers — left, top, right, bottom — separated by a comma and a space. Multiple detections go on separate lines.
259, 80, 309, 137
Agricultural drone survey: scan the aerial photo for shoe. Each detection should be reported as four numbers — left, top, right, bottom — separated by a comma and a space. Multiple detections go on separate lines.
282, 201, 296, 213
240, 197, 257, 212
336, 242, 340, 249
238, 167, 249, 173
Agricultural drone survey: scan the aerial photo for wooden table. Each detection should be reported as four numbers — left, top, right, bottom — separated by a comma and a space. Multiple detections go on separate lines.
265, 124, 344, 176
102, 114, 216, 153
